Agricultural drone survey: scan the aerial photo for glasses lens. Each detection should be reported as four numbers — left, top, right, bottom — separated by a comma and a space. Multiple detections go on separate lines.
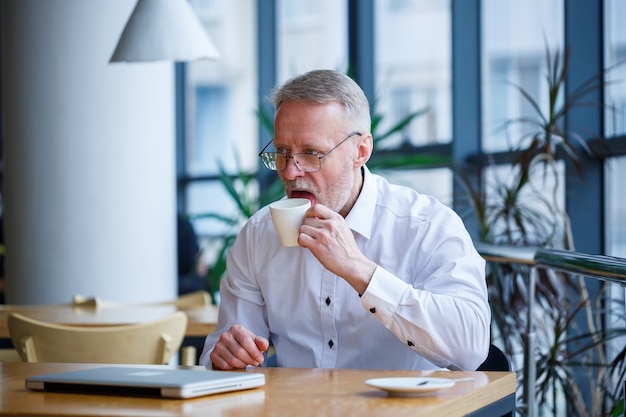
274, 154, 287, 170
260, 153, 278, 170
260, 152, 321, 172
293, 154, 320, 172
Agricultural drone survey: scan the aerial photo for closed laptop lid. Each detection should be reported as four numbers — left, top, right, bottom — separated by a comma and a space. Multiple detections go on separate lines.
26, 366, 265, 399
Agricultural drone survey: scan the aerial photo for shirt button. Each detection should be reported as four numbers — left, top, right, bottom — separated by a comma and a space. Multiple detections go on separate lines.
328, 340, 334, 348
407, 341, 415, 347
369, 307, 376, 313
325, 297, 331, 306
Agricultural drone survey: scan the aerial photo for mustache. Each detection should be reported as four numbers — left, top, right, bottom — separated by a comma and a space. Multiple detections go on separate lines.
284, 180, 317, 194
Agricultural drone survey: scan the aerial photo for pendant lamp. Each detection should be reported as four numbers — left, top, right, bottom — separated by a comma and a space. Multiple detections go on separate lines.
110, 0, 219, 63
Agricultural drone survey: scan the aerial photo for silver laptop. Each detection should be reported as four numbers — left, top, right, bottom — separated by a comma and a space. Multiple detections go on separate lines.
25, 366, 266, 399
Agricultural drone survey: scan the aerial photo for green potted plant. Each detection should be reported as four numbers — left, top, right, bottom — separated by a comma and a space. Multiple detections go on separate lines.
457, 46, 626, 416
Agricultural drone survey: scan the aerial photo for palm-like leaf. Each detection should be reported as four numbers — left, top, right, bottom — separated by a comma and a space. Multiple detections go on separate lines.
371, 107, 430, 146
504, 46, 613, 177
456, 44, 625, 415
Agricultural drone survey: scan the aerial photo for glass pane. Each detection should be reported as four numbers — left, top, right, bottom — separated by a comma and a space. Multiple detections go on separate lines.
186, 180, 257, 237
604, 0, 626, 137
606, 156, 626, 257
373, 168, 453, 208
481, 0, 564, 152
186, 0, 258, 176
277, 0, 348, 83
604, 156, 626, 390
374, 0, 451, 148
481, 161, 565, 246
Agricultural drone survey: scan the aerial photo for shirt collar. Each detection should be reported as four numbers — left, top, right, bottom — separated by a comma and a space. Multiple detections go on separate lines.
345, 166, 376, 240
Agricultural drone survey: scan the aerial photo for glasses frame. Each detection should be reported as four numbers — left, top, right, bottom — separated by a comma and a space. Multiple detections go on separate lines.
258, 131, 363, 173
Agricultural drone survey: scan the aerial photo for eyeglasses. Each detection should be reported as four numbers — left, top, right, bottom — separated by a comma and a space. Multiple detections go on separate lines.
258, 131, 362, 173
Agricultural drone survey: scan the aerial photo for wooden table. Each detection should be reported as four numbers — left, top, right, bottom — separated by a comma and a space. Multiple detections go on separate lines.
0, 362, 516, 417
0, 304, 218, 339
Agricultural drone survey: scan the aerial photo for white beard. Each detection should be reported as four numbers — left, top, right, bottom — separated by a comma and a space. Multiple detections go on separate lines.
283, 167, 355, 214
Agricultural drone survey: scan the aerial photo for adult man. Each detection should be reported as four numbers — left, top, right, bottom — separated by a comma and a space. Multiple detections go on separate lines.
200, 69, 490, 371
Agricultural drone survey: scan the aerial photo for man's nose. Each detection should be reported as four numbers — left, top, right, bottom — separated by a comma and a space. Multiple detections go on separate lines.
281, 156, 305, 180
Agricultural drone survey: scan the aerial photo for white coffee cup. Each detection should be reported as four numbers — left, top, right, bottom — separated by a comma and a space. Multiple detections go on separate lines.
269, 198, 311, 247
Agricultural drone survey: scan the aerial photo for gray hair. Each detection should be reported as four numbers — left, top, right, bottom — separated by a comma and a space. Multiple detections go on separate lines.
270, 69, 371, 133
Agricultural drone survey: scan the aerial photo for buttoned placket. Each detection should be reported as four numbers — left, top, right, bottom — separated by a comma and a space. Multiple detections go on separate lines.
320, 269, 338, 368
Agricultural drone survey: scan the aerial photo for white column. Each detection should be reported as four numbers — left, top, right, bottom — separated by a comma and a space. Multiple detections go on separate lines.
1, 0, 177, 304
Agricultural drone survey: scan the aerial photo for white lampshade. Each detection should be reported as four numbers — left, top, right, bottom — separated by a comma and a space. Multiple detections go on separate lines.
110, 0, 220, 63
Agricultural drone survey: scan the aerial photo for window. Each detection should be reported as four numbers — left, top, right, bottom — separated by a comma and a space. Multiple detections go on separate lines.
373, 0, 453, 207
182, 1, 257, 238
190, 86, 228, 175
375, 0, 451, 147
481, 0, 563, 152
603, 3, 626, 378
377, 167, 453, 207
604, 0, 626, 137
606, 157, 626, 256
605, 156, 626, 394
604, 0, 626, 257
277, 0, 348, 83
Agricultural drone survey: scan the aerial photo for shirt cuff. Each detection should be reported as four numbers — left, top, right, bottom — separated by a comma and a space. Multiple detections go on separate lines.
360, 265, 411, 327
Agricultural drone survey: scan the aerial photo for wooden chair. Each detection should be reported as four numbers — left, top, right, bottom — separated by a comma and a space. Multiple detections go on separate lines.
71, 290, 211, 310
7, 311, 187, 364
65, 290, 211, 366
0, 349, 23, 362
171, 290, 212, 309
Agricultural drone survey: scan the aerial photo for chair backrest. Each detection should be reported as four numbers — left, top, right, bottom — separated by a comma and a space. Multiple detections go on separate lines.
7, 311, 187, 364
477, 344, 511, 371
70, 290, 211, 310
172, 290, 211, 309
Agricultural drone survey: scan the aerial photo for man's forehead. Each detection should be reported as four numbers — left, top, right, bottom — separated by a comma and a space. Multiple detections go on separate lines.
273, 134, 330, 149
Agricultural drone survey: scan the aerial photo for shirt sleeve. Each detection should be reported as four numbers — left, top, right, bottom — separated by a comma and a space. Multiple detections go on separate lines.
198, 223, 271, 367
359, 247, 490, 371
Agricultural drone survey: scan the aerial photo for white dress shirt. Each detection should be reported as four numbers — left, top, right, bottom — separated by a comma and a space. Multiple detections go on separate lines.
200, 166, 490, 370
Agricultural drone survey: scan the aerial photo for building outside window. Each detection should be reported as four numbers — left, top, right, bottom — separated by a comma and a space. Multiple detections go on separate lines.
374, 0, 452, 206
182, 0, 258, 261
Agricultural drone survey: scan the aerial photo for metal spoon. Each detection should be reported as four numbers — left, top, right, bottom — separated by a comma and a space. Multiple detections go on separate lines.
417, 377, 475, 386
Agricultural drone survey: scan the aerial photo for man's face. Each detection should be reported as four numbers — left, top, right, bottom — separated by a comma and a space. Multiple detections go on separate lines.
273, 100, 365, 217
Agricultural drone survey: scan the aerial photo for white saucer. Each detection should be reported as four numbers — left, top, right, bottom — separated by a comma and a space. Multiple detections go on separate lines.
365, 377, 457, 397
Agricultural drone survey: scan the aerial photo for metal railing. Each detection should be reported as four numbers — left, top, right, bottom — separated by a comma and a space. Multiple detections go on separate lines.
476, 243, 626, 417
534, 248, 626, 285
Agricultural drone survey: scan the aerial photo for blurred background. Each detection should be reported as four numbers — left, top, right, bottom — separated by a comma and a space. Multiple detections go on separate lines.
0, 0, 624, 304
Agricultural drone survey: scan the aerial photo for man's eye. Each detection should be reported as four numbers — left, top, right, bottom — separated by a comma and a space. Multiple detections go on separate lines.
276, 148, 289, 155
304, 149, 320, 156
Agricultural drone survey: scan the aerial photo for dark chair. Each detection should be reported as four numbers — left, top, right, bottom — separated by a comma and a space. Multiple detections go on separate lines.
478, 343, 511, 371
477, 344, 514, 416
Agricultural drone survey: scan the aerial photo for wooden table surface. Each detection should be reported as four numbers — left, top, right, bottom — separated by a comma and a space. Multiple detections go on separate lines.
0, 362, 516, 417
0, 304, 218, 339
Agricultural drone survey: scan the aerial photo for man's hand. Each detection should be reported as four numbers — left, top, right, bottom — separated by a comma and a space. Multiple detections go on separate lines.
209, 324, 269, 370
299, 204, 377, 294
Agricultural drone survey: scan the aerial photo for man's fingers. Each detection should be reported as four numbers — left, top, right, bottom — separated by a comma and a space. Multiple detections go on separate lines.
210, 343, 241, 371
254, 336, 270, 352
232, 331, 265, 365
224, 330, 263, 365
210, 326, 267, 370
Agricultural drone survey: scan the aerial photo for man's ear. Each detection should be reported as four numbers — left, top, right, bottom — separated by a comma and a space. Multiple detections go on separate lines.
354, 133, 373, 168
